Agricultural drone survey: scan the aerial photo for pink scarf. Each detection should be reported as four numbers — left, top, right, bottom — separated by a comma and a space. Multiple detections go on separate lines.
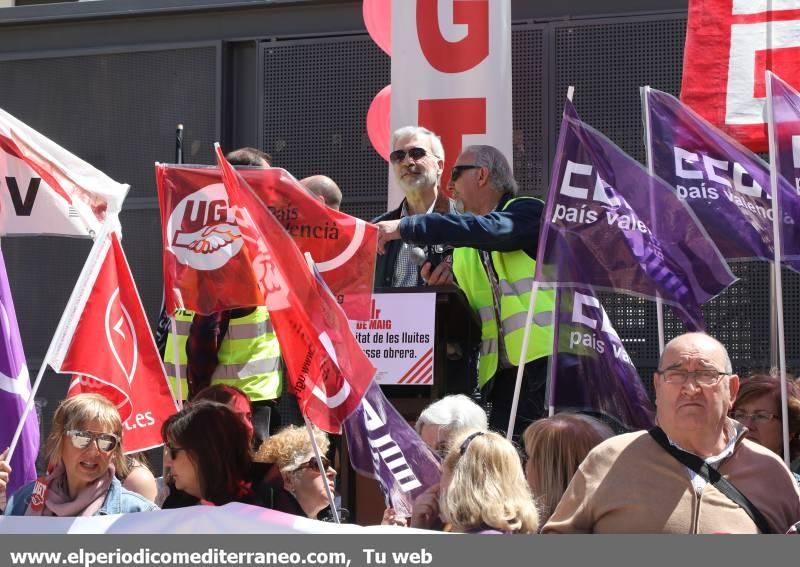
26, 463, 115, 517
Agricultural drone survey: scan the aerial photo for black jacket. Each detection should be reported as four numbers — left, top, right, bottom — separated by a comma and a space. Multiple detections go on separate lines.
372, 192, 453, 288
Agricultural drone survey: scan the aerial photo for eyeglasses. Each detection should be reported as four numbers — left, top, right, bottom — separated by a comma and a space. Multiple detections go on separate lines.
459, 431, 485, 456
729, 410, 778, 424
451, 164, 481, 182
297, 456, 331, 473
389, 147, 429, 163
165, 445, 186, 460
65, 429, 120, 452
657, 368, 728, 386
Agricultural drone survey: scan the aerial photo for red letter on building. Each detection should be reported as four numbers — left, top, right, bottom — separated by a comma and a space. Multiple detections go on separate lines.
416, 0, 489, 73
419, 98, 487, 196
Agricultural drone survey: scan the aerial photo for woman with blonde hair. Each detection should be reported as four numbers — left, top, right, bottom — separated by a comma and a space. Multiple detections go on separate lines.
254, 425, 337, 519
439, 429, 538, 534
522, 413, 614, 524
2, 393, 157, 516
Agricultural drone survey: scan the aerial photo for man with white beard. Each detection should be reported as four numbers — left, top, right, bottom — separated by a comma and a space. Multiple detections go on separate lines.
372, 126, 455, 288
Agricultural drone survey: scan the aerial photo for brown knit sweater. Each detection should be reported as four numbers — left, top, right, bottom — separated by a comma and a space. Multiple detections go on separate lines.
542, 430, 800, 534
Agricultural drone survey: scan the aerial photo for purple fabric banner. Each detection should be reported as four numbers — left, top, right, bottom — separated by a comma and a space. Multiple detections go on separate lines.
0, 248, 39, 497
536, 100, 736, 330
647, 87, 800, 270
343, 381, 440, 518
550, 285, 655, 431
768, 72, 800, 268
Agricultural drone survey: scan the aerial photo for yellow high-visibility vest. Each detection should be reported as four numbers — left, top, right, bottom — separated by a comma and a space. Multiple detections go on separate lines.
164, 307, 282, 401
452, 197, 554, 388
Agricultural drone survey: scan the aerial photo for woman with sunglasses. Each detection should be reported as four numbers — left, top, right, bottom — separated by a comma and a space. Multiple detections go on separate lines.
2, 394, 157, 516
161, 401, 257, 507
254, 425, 337, 519
436, 429, 538, 534
730, 374, 800, 480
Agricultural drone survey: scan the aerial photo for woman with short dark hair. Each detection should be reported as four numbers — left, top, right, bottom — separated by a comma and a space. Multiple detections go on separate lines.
161, 401, 254, 506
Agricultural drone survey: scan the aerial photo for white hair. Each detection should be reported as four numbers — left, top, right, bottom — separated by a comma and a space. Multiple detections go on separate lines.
391, 126, 445, 161
415, 395, 488, 437
463, 144, 518, 195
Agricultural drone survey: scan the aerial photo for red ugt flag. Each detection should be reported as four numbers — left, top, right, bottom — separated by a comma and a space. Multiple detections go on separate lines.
50, 232, 179, 452
681, 0, 800, 151
156, 165, 264, 315
215, 145, 376, 433
156, 165, 376, 319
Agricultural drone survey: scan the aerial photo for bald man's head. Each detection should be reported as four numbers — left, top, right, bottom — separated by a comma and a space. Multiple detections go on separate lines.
300, 175, 342, 211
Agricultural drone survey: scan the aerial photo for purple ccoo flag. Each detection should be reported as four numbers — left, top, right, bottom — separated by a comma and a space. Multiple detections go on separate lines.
0, 247, 39, 497
344, 381, 440, 518
536, 100, 736, 330
767, 72, 800, 268
550, 285, 654, 432
646, 87, 800, 271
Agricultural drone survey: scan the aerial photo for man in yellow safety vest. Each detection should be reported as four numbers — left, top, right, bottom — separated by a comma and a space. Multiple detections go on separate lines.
376, 145, 553, 439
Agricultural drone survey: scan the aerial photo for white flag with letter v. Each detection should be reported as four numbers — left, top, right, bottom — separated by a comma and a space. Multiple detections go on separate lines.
0, 107, 129, 238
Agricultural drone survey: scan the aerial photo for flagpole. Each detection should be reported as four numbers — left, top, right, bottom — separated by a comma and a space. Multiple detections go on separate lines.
6, 220, 113, 465
303, 414, 341, 524
542, 86, 576, 425
547, 286, 561, 418
642, 86, 666, 355
299, 251, 341, 523
765, 71, 791, 466
506, 279, 540, 440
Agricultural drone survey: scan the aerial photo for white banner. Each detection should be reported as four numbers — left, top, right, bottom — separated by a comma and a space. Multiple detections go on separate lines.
389, 0, 513, 209
0, 502, 432, 534
350, 293, 435, 385
0, 107, 128, 238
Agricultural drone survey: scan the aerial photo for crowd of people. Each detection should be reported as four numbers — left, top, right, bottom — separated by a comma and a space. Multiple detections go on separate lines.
1, 332, 799, 533
2, 128, 800, 534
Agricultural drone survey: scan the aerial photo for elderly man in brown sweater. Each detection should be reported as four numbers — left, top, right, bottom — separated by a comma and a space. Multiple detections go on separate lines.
543, 332, 800, 534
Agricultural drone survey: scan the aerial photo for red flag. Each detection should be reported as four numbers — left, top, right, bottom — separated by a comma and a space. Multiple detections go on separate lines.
156, 165, 376, 319
681, 0, 800, 151
156, 165, 264, 315
215, 145, 376, 433
51, 232, 179, 452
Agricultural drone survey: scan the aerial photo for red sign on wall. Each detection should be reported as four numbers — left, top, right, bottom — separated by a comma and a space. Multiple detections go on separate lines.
681, 0, 800, 152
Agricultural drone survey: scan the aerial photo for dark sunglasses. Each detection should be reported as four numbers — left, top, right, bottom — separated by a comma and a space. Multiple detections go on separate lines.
389, 147, 429, 163
165, 444, 186, 460
65, 429, 120, 452
297, 455, 332, 473
451, 164, 481, 182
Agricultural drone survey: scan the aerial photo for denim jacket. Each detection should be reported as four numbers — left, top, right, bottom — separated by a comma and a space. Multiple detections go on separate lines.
4, 476, 158, 516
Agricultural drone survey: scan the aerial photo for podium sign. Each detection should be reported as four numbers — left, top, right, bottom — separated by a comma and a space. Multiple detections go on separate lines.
349, 292, 436, 385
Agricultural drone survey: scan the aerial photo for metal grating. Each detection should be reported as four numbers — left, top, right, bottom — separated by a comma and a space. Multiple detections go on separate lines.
4, 236, 92, 363
261, 37, 391, 222
0, 45, 219, 459
261, 27, 548, 218
512, 26, 547, 198
0, 46, 219, 199
118, 208, 166, 329
551, 15, 800, 383
553, 17, 687, 162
